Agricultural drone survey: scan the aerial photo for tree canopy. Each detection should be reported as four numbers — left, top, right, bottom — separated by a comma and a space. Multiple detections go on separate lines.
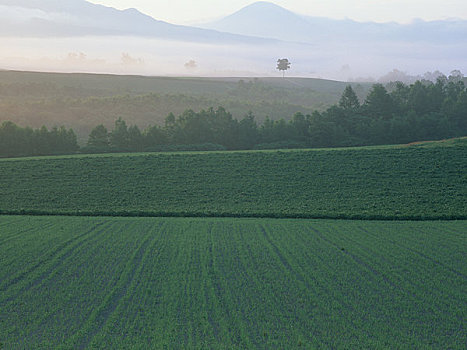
276, 58, 291, 77
1, 78, 466, 157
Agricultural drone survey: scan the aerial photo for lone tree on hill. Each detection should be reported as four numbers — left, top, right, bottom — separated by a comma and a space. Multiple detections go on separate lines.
276, 58, 291, 77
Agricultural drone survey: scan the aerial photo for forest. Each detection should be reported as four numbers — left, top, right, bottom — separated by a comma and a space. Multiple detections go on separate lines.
1, 77, 466, 157
0, 123, 78, 157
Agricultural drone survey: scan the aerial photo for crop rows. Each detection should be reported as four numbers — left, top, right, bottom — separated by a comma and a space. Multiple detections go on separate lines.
0, 216, 465, 349
0, 142, 466, 220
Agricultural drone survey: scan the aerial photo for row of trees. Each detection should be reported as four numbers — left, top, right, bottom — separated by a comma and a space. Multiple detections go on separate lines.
1, 78, 466, 157
307, 78, 466, 147
0, 122, 78, 157
86, 78, 466, 151
84, 109, 259, 152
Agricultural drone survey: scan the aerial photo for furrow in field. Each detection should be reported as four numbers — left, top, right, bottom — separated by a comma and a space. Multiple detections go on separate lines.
265, 222, 373, 347
239, 224, 306, 347
90, 221, 171, 348
409, 227, 466, 279
22, 222, 112, 292
0, 217, 465, 349
287, 222, 389, 314
308, 225, 401, 291
259, 224, 297, 278
16, 219, 152, 347
210, 223, 315, 347
316, 223, 422, 296
104, 220, 255, 349
296, 222, 433, 346
0, 221, 107, 293
1, 219, 120, 345
72, 222, 163, 350
1, 222, 125, 347
0, 221, 65, 282
349, 223, 467, 318
203, 223, 221, 341
309, 221, 466, 347
0, 216, 34, 231
0, 220, 55, 246
210, 222, 258, 348
356, 224, 466, 282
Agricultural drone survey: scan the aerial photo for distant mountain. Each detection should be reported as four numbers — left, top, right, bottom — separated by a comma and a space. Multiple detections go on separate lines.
3, 0, 465, 46
199, 2, 313, 43
0, 0, 465, 78
200, 1, 467, 44
0, 0, 277, 44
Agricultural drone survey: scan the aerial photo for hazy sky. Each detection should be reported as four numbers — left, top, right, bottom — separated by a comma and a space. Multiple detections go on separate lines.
87, 0, 467, 24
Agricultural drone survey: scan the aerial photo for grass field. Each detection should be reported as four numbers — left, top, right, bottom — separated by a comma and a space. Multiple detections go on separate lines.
1, 138, 465, 348
0, 216, 465, 349
0, 140, 465, 220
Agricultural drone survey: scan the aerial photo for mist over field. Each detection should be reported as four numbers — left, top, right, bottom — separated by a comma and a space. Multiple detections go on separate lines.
1, 0, 466, 80
0, 36, 286, 77
1, 36, 465, 80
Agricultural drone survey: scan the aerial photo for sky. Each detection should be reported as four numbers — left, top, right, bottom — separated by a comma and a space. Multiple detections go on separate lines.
87, 0, 467, 24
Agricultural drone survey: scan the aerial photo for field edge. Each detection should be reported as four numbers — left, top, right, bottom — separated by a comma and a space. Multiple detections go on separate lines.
1, 210, 465, 221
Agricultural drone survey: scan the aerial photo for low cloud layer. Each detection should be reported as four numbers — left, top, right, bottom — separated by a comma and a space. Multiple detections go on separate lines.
0, 1, 465, 80
1, 36, 465, 81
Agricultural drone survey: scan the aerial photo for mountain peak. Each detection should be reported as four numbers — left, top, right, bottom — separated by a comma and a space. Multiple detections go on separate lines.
227, 1, 298, 17
242, 1, 290, 9
200, 1, 310, 42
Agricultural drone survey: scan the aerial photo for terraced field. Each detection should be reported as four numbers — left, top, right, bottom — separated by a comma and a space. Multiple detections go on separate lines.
0, 216, 465, 349
0, 140, 466, 220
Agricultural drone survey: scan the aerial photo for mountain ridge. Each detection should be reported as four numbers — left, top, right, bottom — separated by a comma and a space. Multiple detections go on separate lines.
199, 1, 467, 44
0, 0, 465, 78
0, 0, 281, 44
2, 0, 466, 45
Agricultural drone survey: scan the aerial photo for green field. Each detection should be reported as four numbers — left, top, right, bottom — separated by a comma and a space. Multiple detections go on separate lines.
0, 140, 465, 220
1, 138, 466, 348
0, 216, 465, 349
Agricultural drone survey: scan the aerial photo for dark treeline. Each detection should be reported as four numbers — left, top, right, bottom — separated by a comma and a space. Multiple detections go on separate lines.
310, 78, 467, 147
85, 77, 467, 152
1, 78, 466, 157
0, 123, 78, 157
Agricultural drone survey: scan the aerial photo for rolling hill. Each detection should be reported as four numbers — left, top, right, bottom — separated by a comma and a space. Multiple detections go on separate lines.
0, 70, 372, 142
1, 139, 465, 220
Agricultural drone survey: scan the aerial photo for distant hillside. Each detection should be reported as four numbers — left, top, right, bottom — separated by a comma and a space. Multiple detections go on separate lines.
0, 71, 371, 143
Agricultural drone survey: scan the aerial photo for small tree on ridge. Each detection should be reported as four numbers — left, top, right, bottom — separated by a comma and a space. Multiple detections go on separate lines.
276, 58, 291, 78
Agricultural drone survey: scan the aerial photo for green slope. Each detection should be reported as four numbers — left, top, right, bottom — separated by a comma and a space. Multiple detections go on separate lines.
0, 140, 465, 219
0, 71, 363, 98
0, 70, 371, 142
0, 216, 465, 349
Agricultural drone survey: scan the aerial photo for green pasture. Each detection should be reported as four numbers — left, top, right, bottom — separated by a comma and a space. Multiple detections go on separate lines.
0, 216, 465, 349
0, 140, 465, 219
